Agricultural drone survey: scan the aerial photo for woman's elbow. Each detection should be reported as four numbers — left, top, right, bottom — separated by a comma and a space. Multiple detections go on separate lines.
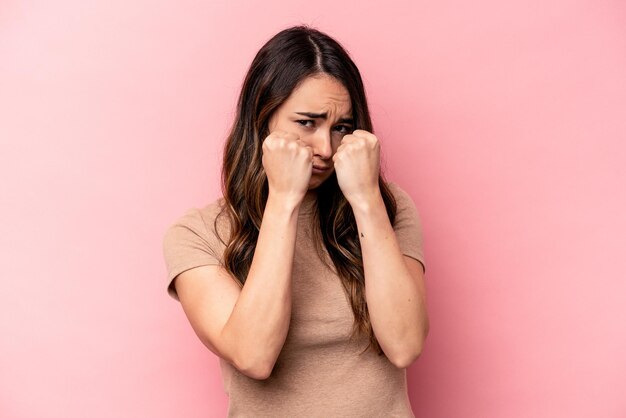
233, 354, 275, 380
391, 343, 424, 369
391, 328, 428, 369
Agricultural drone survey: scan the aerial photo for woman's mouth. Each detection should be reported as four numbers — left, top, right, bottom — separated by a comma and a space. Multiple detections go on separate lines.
312, 165, 330, 174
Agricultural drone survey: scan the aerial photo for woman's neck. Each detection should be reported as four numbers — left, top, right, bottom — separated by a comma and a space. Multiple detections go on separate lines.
300, 188, 318, 213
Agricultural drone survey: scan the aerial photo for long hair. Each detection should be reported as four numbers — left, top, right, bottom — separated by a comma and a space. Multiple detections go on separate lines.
216, 24, 399, 356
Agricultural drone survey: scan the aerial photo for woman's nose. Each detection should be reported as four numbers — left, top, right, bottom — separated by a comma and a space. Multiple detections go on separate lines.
312, 129, 333, 159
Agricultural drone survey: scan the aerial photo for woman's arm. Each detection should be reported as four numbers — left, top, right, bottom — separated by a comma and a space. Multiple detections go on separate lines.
218, 193, 300, 378
175, 193, 300, 380
351, 190, 429, 369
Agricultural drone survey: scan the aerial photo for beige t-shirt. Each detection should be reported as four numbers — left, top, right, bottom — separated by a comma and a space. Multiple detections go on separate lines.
162, 181, 426, 417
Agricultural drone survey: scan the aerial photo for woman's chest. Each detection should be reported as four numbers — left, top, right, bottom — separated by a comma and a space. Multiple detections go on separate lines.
285, 228, 359, 351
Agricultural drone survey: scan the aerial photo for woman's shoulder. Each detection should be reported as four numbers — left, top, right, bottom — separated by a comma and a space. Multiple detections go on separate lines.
197, 196, 227, 223
167, 196, 228, 235
385, 180, 411, 203
383, 180, 422, 224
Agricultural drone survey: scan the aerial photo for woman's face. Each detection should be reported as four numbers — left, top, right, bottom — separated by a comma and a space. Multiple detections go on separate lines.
267, 74, 353, 189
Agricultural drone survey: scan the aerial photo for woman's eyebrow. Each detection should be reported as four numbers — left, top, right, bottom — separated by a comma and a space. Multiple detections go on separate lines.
295, 112, 353, 124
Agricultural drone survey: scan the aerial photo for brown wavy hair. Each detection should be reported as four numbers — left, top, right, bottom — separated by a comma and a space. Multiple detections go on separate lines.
216, 24, 400, 356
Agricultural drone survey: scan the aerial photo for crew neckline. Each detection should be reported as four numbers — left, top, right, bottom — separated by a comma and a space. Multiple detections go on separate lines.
299, 190, 317, 215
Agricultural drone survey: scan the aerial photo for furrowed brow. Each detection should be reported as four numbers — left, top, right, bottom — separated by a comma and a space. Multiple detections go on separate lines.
295, 112, 353, 125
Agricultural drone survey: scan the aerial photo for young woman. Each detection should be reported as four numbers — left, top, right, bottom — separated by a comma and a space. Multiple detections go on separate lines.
162, 24, 428, 417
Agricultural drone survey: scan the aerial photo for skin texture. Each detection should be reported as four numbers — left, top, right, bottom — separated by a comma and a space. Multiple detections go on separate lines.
174, 73, 428, 380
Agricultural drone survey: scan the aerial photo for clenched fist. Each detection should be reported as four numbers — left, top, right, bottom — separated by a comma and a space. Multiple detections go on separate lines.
332, 129, 381, 205
262, 130, 313, 201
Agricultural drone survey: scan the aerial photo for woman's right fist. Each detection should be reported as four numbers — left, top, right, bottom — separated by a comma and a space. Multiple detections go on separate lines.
261, 130, 313, 200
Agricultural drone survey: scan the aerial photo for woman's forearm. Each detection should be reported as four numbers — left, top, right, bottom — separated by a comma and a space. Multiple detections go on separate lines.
351, 191, 428, 368
220, 193, 300, 379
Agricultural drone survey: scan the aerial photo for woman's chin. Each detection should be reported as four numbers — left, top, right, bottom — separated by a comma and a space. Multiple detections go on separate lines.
308, 177, 325, 189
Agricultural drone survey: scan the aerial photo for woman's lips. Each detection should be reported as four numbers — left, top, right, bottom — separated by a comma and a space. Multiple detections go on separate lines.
312, 165, 330, 173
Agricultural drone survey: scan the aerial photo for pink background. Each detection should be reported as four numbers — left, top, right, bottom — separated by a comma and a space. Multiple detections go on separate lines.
1, 1, 625, 417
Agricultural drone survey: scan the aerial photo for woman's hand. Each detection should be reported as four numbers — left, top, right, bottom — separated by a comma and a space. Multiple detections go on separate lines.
262, 130, 313, 203
332, 129, 381, 206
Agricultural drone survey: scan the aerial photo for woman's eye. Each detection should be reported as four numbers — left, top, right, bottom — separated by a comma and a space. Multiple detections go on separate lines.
296, 120, 351, 134
296, 119, 314, 128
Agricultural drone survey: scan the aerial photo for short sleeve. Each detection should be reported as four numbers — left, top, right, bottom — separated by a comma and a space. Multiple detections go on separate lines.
388, 181, 426, 274
162, 206, 224, 301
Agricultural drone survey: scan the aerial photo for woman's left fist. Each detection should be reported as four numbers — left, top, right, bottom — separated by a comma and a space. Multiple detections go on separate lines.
332, 129, 381, 204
